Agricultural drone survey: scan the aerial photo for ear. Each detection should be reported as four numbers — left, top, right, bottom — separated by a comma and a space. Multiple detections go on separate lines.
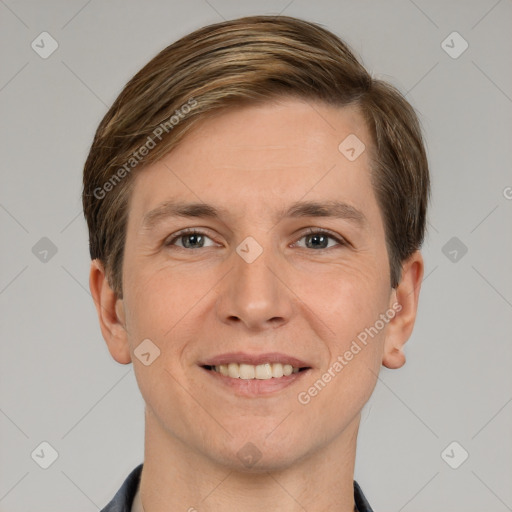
382, 250, 424, 369
89, 259, 131, 364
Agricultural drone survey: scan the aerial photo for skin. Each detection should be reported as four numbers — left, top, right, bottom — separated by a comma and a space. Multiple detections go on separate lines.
90, 97, 424, 512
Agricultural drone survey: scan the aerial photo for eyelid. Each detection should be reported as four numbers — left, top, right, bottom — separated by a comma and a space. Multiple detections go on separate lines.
165, 226, 351, 249
293, 227, 350, 248
164, 227, 219, 247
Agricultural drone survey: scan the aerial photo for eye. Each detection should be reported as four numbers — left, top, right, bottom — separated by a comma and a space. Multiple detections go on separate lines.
165, 228, 217, 249
164, 227, 349, 251
293, 228, 348, 250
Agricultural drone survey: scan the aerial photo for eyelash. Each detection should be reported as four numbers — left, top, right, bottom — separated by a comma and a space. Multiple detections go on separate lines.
164, 227, 348, 250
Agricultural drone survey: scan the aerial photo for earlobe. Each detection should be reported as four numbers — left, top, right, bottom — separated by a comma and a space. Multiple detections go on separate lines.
89, 259, 132, 365
382, 251, 424, 369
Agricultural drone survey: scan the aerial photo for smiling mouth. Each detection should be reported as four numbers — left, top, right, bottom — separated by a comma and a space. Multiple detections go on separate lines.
202, 363, 311, 380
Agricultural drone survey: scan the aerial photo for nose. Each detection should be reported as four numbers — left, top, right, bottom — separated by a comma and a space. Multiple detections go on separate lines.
215, 241, 294, 331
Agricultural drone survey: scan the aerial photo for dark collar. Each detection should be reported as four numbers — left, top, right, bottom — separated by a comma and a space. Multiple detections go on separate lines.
100, 463, 142, 512
100, 463, 374, 512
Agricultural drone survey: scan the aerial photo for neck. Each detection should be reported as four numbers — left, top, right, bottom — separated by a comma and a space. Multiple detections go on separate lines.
139, 407, 360, 512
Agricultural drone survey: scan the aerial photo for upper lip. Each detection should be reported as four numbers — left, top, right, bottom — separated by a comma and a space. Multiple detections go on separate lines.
198, 352, 312, 368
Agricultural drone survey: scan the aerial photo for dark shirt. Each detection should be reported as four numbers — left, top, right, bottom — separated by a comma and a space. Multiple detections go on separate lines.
100, 463, 374, 511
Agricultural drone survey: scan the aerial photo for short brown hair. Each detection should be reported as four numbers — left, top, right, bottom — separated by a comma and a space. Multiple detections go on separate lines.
82, 14, 430, 298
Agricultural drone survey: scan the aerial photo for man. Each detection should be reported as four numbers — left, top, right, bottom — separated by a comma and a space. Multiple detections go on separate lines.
83, 14, 429, 512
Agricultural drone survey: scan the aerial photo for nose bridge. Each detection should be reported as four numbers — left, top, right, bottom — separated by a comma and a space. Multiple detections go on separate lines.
216, 234, 292, 328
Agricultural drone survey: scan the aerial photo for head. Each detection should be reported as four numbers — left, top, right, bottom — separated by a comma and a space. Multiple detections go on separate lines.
84, 15, 429, 470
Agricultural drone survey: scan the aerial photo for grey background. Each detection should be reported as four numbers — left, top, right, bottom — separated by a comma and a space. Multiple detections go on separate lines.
1, 0, 511, 510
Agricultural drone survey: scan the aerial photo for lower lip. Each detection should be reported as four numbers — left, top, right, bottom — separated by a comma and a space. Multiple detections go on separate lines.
200, 366, 312, 397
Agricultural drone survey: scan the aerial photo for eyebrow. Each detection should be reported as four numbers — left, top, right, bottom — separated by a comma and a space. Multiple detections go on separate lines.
141, 199, 368, 231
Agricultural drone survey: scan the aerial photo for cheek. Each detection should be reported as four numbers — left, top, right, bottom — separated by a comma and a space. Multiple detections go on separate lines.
123, 268, 202, 415
299, 259, 390, 394
303, 275, 387, 421
123, 260, 201, 338
293, 255, 389, 332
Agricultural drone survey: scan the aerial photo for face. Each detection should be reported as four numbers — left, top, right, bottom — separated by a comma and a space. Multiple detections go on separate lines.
107, 97, 411, 470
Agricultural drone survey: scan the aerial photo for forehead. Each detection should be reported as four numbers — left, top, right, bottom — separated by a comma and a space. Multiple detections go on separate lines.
127, 97, 380, 228
189, 97, 369, 165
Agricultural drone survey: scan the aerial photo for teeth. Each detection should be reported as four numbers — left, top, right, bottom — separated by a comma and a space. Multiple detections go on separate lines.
239, 363, 255, 379
212, 363, 301, 379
